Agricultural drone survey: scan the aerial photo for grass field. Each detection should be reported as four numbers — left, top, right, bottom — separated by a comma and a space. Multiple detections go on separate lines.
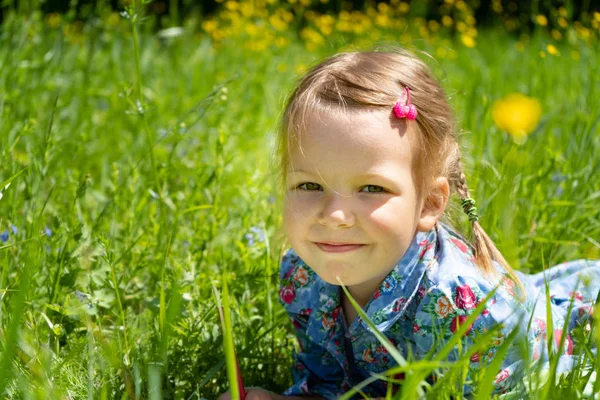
0, 3, 599, 399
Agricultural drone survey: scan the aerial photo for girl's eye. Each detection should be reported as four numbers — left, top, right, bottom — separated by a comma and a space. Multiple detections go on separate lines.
360, 185, 386, 193
296, 183, 387, 193
297, 182, 322, 191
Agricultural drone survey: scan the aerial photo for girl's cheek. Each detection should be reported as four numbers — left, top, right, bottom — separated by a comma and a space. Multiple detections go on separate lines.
284, 196, 314, 218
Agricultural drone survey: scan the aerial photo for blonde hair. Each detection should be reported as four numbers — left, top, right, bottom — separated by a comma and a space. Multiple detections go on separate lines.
276, 47, 523, 292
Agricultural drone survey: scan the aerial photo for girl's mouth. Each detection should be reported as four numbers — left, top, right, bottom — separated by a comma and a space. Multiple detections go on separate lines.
315, 242, 365, 253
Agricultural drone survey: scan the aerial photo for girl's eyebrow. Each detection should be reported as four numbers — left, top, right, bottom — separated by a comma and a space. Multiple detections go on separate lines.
289, 169, 394, 181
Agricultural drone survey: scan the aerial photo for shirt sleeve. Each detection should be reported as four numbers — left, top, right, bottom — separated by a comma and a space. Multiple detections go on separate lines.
279, 249, 345, 399
411, 273, 574, 396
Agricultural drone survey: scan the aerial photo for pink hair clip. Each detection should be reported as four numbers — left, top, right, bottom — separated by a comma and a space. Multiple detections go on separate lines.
393, 87, 418, 120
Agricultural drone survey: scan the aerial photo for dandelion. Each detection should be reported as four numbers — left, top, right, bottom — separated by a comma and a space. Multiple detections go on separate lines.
535, 15, 548, 27
546, 44, 560, 56
492, 93, 542, 144
460, 34, 476, 48
0, 231, 8, 243
441, 15, 453, 27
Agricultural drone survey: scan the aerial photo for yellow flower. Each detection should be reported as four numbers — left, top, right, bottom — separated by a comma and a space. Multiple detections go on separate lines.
558, 17, 568, 29
551, 29, 562, 40
546, 44, 560, 56
461, 34, 476, 48
492, 93, 542, 143
535, 15, 548, 26
571, 50, 580, 61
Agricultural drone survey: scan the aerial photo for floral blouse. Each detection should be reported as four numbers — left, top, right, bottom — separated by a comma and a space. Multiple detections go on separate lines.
278, 223, 600, 398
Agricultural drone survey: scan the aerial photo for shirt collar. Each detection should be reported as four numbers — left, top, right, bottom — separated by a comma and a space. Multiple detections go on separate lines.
304, 225, 439, 344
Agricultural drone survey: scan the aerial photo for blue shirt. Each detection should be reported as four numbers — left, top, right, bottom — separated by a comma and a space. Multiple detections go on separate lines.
278, 223, 600, 398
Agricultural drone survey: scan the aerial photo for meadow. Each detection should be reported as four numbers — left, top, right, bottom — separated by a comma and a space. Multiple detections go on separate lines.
0, 1, 599, 398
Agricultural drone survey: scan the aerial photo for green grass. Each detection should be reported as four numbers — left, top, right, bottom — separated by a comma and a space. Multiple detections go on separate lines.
0, 5, 599, 399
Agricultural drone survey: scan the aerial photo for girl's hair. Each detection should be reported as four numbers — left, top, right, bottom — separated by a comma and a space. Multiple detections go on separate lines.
276, 47, 523, 292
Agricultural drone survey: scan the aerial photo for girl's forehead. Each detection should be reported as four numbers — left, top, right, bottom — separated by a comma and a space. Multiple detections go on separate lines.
289, 109, 416, 164
286, 109, 418, 179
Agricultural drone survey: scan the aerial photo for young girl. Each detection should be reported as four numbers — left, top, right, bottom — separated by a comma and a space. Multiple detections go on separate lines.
219, 49, 599, 399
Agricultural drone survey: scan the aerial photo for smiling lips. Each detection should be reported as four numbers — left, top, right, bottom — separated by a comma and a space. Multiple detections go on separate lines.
315, 242, 366, 253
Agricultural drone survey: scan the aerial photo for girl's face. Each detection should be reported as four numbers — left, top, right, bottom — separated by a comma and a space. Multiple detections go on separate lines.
283, 109, 444, 303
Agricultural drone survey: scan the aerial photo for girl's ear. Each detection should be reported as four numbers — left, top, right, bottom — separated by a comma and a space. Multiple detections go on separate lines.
417, 177, 450, 232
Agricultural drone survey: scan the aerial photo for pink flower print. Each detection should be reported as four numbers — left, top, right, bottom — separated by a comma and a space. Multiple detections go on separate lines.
293, 266, 309, 287
392, 297, 406, 312
554, 329, 574, 355
413, 323, 420, 333
299, 381, 309, 394
382, 355, 389, 364
362, 348, 375, 363
280, 284, 295, 304
450, 315, 473, 335
570, 291, 584, 301
533, 347, 540, 361
435, 295, 454, 318
300, 308, 312, 317
375, 345, 388, 354
322, 315, 335, 330
494, 369, 510, 385
535, 318, 546, 331
417, 285, 426, 299
419, 242, 434, 259
283, 264, 295, 280
502, 277, 517, 297
475, 302, 490, 316
393, 372, 405, 381
578, 306, 593, 319
470, 352, 480, 363
455, 284, 476, 310
373, 288, 382, 299
450, 238, 468, 253
291, 317, 301, 330
331, 307, 341, 320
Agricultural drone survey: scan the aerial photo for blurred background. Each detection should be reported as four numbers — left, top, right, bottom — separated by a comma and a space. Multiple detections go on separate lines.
0, 0, 599, 399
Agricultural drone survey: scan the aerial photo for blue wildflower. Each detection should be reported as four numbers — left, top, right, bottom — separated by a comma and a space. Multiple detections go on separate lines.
551, 172, 566, 182
183, 240, 190, 247
0, 231, 8, 243
75, 290, 89, 301
44, 226, 52, 237
245, 233, 255, 247
11, 224, 17, 234
249, 226, 265, 243
267, 195, 275, 204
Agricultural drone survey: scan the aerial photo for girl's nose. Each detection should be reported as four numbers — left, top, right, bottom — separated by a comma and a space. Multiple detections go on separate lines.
318, 193, 356, 228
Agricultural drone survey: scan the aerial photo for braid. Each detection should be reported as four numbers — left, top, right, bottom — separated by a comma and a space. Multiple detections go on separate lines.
453, 155, 525, 297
